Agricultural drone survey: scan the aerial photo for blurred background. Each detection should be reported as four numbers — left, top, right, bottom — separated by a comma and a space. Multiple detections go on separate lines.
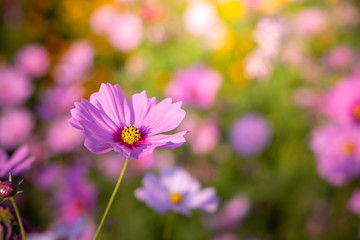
0, 0, 360, 239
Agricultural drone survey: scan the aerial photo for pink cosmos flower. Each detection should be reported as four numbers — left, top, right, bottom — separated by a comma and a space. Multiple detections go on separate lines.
348, 188, 360, 215
69, 83, 187, 159
324, 77, 360, 125
135, 167, 218, 215
310, 124, 360, 186
0, 145, 35, 179
0, 108, 35, 150
0, 66, 33, 106
14, 44, 49, 78
165, 65, 222, 109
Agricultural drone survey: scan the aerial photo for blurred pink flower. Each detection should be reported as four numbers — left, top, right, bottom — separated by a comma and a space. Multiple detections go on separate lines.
213, 233, 239, 240
0, 108, 34, 150
46, 116, 84, 154
14, 44, 49, 78
293, 88, 323, 110
108, 13, 143, 52
0, 145, 35, 179
244, 50, 273, 81
323, 45, 355, 71
217, 195, 251, 229
294, 8, 327, 37
0, 66, 33, 106
31, 164, 63, 190
89, 5, 117, 35
37, 84, 85, 119
53, 40, 95, 85
229, 113, 271, 157
348, 188, 360, 215
310, 124, 360, 186
324, 77, 360, 125
165, 65, 222, 109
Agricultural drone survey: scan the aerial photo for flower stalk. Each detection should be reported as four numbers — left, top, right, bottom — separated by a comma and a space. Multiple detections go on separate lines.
10, 197, 26, 240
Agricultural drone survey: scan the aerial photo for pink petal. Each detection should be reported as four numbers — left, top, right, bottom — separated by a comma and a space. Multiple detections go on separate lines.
187, 187, 218, 212
146, 131, 188, 149
128, 90, 152, 126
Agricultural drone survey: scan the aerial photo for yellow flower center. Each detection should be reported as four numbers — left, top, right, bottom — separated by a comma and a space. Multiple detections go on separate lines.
121, 125, 141, 145
354, 105, 360, 120
169, 193, 182, 204
342, 142, 355, 156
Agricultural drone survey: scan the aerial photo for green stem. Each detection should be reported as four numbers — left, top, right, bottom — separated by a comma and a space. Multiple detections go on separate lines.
10, 198, 26, 240
163, 212, 176, 240
93, 157, 129, 240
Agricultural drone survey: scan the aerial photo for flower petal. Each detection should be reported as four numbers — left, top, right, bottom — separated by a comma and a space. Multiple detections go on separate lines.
128, 90, 152, 126
187, 187, 219, 213
146, 131, 188, 149
89, 83, 131, 126
142, 98, 186, 135
160, 167, 200, 193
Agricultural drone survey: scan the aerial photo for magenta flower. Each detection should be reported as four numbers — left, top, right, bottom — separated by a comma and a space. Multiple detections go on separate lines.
324, 77, 360, 125
348, 188, 360, 215
69, 83, 187, 159
135, 167, 218, 215
0, 145, 35, 179
310, 124, 360, 186
165, 65, 222, 109
229, 113, 271, 157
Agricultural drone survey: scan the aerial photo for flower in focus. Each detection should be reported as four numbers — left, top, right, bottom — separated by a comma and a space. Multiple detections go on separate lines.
14, 44, 49, 78
348, 188, 360, 215
165, 65, 222, 109
135, 167, 218, 215
229, 113, 271, 157
0, 66, 33, 107
324, 77, 360, 124
310, 124, 360, 186
0, 145, 35, 179
69, 83, 187, 159
0, 108, 35, 150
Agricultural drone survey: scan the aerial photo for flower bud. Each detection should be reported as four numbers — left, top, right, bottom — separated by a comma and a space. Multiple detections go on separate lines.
0, 181, 15, 198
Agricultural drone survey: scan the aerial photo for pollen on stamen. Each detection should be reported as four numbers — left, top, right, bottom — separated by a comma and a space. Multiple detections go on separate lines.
169, 192, 182, 204
121, 125, 141, 145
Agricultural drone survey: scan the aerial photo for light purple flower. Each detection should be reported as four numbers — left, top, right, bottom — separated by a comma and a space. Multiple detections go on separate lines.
0, 66, 33, 106
165, 65, 222, 109
53, 40, 95, 85
69, 83, 187, 159
135, 167, 218, 215
0, 108, 35, 150
229, 113, 271, 157
348, 188, 360, 215
323, 77, 360, 125
14, 43, 49, 78
310, 124, 360, 186
0, 145, 35, 179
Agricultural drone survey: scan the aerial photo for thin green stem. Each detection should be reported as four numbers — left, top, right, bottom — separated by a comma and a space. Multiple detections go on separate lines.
93, 157, 129, 240
163, 212, 176, 240
10, 197, 26, 240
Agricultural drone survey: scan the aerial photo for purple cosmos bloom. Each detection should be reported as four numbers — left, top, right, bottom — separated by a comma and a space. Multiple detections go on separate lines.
0, 66, 33, 107
0, 145, 35, 179
69, 83, 187, 159
135, 167, 218, 215
14, 43, 49, 78
324, 77, 360, 125
310, 124, 360, 186
229, 113, 271, 157
165, 65, 222, 109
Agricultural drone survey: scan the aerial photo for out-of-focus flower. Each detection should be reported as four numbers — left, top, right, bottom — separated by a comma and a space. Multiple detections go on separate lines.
14, 44, 49, 78
183, 1, 219, 37
56, 163, 97, 224
0, 205, 20, 240
165, 65, 222, 109
180, 115, 219, 155
293, 87, 323, 110
332, 1, 360, 28
310, 124, 360, 186
323, 77, 360, 125
46, 116, 84, 154
37, 84, 85, 119
244, 50, 273, 81
348, 188, 360, 215
0, 66, 33, 107
31, 164, 63, 190
211, 195, 251, 230
107, 13, 143, 53
124, 53, 148, 77
141, 2, 164, 23
323, 45, 355, 71
135, 167, 218, 215
89, 5, 117, 35
229, 113, 271, 157
53, 40, 94, 85
293, 8, 327, 37
0, 108, 35, 150
213, 233, 239, 240
69, 83, 187, 159
0, 145, 35, 179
